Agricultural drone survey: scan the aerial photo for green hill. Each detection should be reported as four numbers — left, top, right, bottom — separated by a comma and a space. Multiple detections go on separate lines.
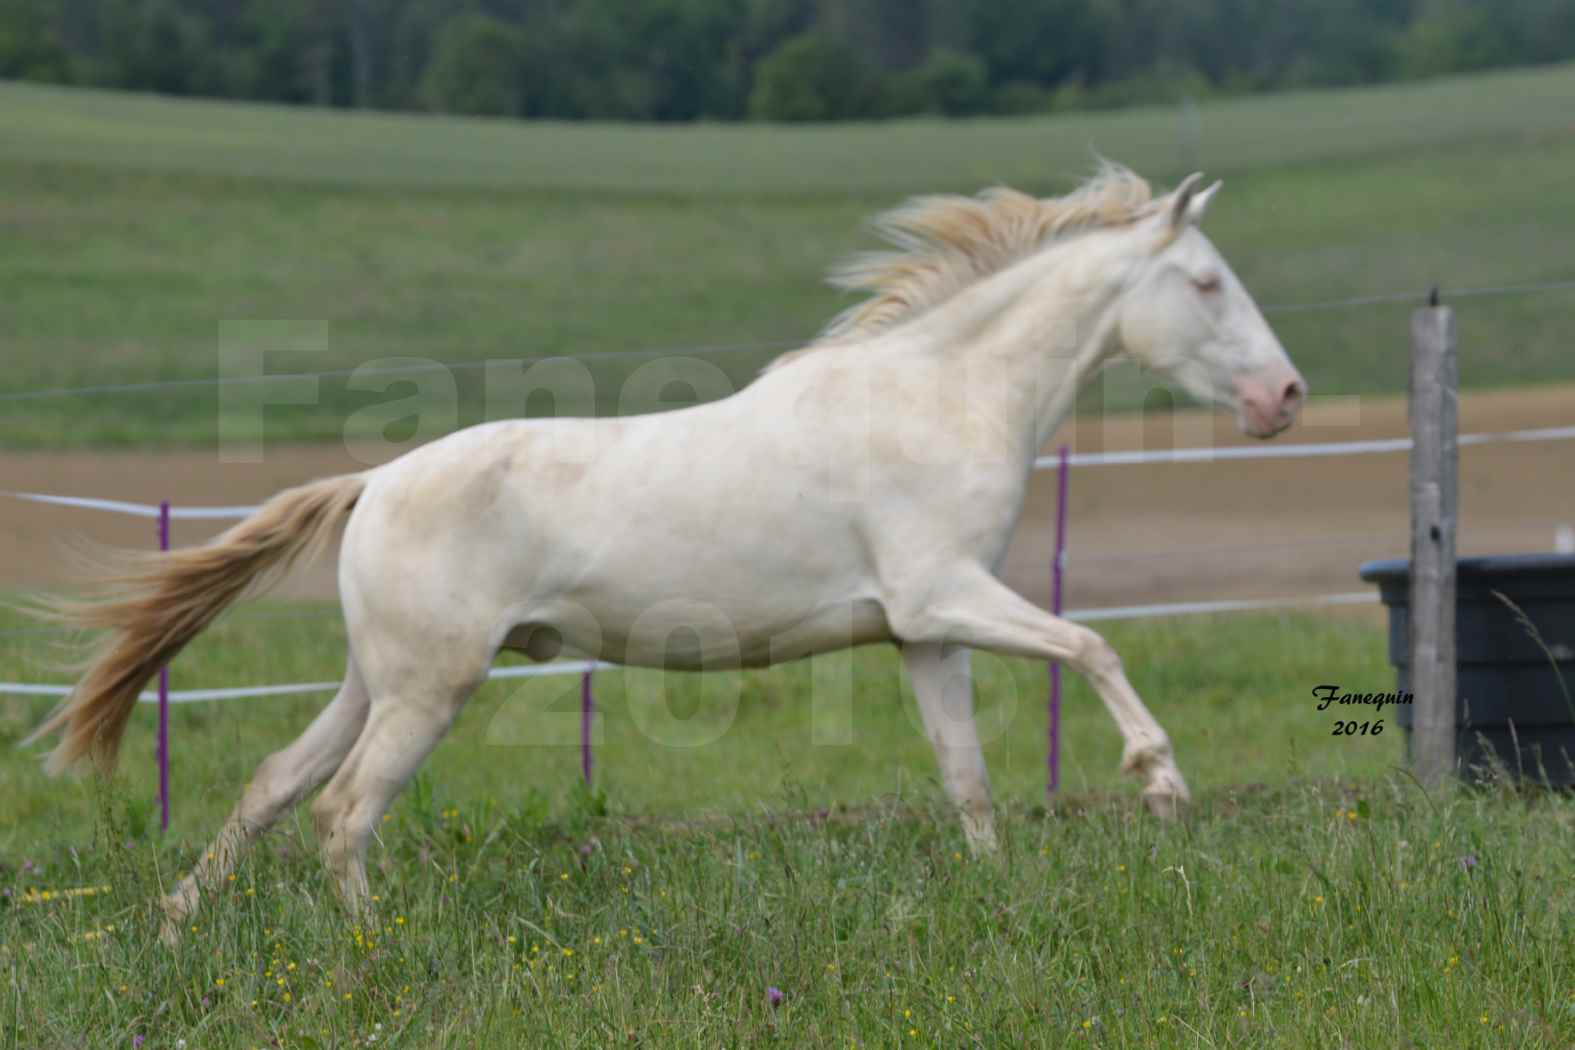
2, 65, 1574, 446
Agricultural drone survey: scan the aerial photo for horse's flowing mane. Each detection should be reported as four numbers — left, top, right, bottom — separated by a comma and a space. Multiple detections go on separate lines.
769, 164, 1157, 370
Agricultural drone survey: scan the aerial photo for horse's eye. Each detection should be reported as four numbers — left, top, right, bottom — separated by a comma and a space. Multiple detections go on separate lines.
1192, 274, 1222, 294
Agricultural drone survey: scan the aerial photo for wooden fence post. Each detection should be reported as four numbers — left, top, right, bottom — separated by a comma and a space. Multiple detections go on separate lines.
1409, 293, 1458, 786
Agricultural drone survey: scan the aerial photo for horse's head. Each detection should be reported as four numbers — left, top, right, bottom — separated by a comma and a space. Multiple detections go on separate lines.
1115, 175, 1305, 439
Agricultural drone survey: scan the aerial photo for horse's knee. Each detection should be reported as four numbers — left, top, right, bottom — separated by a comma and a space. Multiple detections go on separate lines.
1072, 627, 1122, 680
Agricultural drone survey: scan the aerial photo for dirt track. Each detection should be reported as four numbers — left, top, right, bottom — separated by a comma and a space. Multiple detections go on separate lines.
2, 385, 1571, 614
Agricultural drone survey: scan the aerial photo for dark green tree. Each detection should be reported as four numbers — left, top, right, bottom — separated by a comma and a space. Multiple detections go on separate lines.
749, 31, 872, 121
5, 0, 1574, 123
420, 11, 526, 116
968, 0, 1109, 88
552, 0, 749, 121
0, 0, 71, 80
100, 0, 212, 95
1400, 0, 1519, 78
904, 48, 990, 116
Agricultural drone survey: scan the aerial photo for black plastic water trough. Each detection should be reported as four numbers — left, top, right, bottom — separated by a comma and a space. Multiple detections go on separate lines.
1359, 554, 1575, 786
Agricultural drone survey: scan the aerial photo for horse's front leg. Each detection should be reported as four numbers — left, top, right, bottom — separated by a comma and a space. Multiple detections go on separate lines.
893, 567, 1190, 818
901, 643, 998, 854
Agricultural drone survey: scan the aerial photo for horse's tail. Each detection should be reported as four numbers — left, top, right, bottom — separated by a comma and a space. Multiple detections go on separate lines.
22, 473, 367, 776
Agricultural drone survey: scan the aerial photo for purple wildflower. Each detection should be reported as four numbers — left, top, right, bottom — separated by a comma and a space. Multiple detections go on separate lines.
132, 1036, 144, 1049
767, 986, 784, 1007
1459, 854, 1479, 871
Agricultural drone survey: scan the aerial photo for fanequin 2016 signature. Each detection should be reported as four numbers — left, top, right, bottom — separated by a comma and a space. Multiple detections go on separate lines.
1312, 684, 1413, 737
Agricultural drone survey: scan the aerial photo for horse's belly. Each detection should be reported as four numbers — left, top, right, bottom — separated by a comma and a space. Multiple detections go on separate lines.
514, 594, 892, 670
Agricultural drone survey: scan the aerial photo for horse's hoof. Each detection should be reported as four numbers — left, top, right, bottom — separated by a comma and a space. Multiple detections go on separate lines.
965, 832, 1000, 857
158, 887, 195, 948
1143, 788, 1188, 821
1139, 764, 1190, 821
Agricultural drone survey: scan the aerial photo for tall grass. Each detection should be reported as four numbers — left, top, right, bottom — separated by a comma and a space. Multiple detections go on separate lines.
5, 778, 1572, 1047
3, 605, 1569, 1046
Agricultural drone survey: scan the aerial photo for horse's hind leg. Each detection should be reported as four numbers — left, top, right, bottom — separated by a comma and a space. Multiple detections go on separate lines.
309, 645, 489, 914
902, 643, 998, 854
160, 658, 371, 944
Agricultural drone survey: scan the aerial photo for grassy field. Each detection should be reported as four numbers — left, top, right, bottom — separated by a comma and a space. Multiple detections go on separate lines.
4, 69, 1575, 1046
1, 604, 1401, 834
3, 64, 1575, 445
5, 604, 1575, 1046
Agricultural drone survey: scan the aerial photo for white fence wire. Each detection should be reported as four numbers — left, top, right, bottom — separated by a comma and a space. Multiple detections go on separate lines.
3, 421, 1571, 703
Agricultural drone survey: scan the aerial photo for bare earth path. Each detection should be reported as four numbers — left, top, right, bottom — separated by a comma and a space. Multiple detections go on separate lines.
2, 385, 1571, 614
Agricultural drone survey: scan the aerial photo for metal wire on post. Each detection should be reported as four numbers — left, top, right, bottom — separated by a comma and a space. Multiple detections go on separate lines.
158, 499, 171, 833
1047, 445, 1069, 798
581, 670, 594, 789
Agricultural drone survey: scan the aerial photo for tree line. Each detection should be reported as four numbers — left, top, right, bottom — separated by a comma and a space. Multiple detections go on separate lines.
3, 0, 1573, 122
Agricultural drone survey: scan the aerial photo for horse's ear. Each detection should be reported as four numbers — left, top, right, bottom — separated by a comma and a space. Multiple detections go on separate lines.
1169, 174, 1221, 230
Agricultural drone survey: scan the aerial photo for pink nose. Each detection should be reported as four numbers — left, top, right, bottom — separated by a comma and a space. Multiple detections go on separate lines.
1236, 371, 1306, 437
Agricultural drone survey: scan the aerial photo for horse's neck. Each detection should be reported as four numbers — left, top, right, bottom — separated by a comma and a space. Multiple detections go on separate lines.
908, 231, 1137, 458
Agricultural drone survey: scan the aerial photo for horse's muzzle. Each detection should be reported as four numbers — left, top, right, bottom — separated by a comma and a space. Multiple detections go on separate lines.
1234, 370, 1306, 439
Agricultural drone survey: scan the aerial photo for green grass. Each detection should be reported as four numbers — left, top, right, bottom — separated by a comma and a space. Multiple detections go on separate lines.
7, 604, 1575, 1046
4, 65, 1575, 446
1, 604, 1399, 833
6, 67, 1575, 195
5, 70, 1574, 1046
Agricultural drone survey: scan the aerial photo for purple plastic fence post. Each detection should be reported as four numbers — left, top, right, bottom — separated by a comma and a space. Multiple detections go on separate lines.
1047, 445, 1069, 797
580, 669, 594, 787
158, 500, 171, 832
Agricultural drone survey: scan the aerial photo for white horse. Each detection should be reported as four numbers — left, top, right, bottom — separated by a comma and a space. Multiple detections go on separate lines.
26, 166, 1304, 940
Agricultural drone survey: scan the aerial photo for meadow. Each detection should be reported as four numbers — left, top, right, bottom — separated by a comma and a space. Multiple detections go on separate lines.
3, 63, 1575, 445
4, 604, 1575, 1047
5, 62, 1575, 1047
